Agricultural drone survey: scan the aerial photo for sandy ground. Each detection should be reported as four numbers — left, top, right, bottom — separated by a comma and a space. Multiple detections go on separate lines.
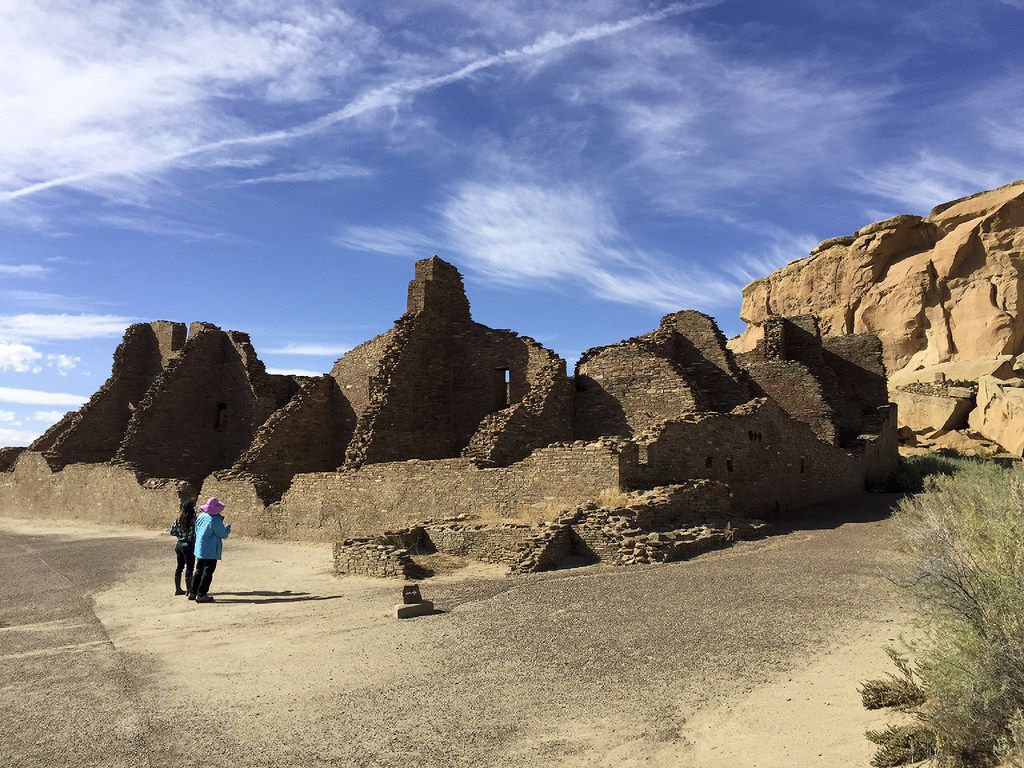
0, 494, 915, 767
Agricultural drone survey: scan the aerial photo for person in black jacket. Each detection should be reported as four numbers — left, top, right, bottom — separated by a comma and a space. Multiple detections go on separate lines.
169, 500, 197, 596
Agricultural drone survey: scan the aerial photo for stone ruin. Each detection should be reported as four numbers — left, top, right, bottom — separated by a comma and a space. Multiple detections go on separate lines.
0, 256, 899, 577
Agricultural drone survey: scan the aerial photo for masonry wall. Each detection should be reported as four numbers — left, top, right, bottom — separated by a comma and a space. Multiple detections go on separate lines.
661, 311, 753, 412
0, 447, 25, 472
30, 321, 185, 468
575, 344, 697, 439
740, 359, 838, 444
821, 334, 890, 414
233, 375, 354, 496
116, 324, 286, 483
634, 399, 866, 517
0, 453, 191, 528
253, 441, 631, 540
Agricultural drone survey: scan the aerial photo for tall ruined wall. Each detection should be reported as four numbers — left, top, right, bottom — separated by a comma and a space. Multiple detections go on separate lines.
29, 321, 185, 468
232, 375, 354, 496
344, 256, 571, 466
575, 342, 698, 439
115, 323, 286, 482
201, 441, 634, 540
461, 340, 573, 465
634, 399, 866, 517
574, 310, 751, 440
734, 180, 1024, 376
737, 315, 877, 446
0, 452, 191, 528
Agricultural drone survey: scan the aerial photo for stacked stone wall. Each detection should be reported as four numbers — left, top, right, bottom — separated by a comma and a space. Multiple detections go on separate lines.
270, 441, 629, 540
333, 539, 418, 578
0, 447, 25, 472
116, 324, 283, 482
233, 376, 354, 496
821, 334, 890, 413
0, 453, 191, 529
740, 359, 838, 444
635, 399, 865, 517
30, 322, 183, 468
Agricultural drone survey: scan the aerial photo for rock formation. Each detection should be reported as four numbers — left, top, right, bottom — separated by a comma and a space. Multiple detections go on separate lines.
733, 180, 1024, 455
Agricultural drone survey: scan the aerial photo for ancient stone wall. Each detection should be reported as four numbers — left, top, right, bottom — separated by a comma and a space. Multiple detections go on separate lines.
821, 333, 890, 414
739, 358, 838, 444
634, 399, 865, 517
574, 342, 697, 439
30, 322, 185, 468
333, 539, 418, 579
253, 441, 632, 540
232, 375, 354, 497
115, 323, 286, 483
0, 447, 25, 472
0, 452, 192, 528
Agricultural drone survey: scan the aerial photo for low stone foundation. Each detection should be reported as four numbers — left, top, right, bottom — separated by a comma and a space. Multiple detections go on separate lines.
332, 539, 418, 579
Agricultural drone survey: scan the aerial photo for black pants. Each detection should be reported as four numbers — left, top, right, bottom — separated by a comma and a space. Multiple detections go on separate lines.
194, 558, 218, 596
175, 547, 195, 580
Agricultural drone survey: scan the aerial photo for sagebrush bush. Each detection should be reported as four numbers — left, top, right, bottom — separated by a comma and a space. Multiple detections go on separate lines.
866, 722, 936, 767
886, 461, 1024, 766
860, 648, 927, 710
889, 454, 977, 493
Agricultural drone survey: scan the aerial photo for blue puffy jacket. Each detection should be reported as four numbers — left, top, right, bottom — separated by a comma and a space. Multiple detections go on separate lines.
194, 513, 231, 560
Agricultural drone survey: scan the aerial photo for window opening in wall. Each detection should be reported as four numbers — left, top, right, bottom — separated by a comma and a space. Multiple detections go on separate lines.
214, 402, 228, 432
726, 458, 734, 472
705, 456, 713, 469
748, 430, 762, 442
493, 367, 511, 411
800, 458, 806, 473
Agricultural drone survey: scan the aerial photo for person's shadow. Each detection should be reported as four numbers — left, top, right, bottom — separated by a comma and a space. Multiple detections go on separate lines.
213, 590, 344, 605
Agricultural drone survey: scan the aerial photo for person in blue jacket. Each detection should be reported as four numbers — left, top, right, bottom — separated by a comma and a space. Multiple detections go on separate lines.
188, 497, 231, 604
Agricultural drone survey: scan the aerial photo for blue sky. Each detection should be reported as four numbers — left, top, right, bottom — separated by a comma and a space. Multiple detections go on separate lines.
1, 0, 1023, 446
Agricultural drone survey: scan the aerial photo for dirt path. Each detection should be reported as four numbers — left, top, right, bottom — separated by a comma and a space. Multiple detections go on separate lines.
0, 493, 913, 767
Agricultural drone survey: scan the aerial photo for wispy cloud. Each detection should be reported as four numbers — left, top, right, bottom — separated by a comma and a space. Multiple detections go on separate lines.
0, 426, 42, 447
32, 409, 69, 423
0, 1, 722, 206
0, 314, 132, 343
334, 226, 438, 259
266, 367, 323, 377
0, 263, 49, 277
265, 343, 352, 357
855, 152, 1013, 213
226, 163, 374, 187
0, 386, 89, 406
433, 181, 738, 310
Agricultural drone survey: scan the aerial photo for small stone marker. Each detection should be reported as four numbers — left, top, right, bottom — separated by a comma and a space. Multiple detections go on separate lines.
394, 583, 434, 619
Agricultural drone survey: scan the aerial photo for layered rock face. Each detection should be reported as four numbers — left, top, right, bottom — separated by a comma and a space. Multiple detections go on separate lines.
733, 180, 1024, 455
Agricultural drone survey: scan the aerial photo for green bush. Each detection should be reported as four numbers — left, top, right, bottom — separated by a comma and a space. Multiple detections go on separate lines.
889, 454, 977, 493
866, 723, 936, 767
882, 461, 1024, 766
860, 648, 927, 710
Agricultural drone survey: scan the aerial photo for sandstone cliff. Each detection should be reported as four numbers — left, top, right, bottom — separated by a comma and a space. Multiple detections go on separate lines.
732, 180, 1024, 455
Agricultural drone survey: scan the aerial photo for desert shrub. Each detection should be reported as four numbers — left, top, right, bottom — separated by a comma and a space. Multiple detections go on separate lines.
860, 648, 927, 710
866, 723, 936, 767
889, 454, 975, 493
882, 461, 1024, 766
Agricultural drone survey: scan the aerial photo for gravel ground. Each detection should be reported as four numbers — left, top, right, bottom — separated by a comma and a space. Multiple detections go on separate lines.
0, 493, 910, 767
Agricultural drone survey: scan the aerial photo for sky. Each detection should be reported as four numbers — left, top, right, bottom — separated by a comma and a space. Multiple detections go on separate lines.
1, 0, 1023, 446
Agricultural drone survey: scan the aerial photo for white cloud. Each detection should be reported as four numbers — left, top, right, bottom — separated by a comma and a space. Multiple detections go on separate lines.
0, 386, 88, 406
0, 314, 132, 342
265, 343, 353, 356
334, 226, 437, 259
0, 426, 41, 447
47, 354, 81, 376
725, 231, 821, 286
0, 1, 721, 207
267, 367, 323, 377
227, 163, 374, 187
0, 263, 48, 277
32, 410, 68, 423
437, 181, 738, 310
0, 342, 43, 373
0, 410, 16, 422
854, 152, 1011, 213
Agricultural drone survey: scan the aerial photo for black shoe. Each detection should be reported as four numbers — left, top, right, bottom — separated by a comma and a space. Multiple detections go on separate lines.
195, 595, 214, 603
175, 588, 186, 596
187, 593, 197, 601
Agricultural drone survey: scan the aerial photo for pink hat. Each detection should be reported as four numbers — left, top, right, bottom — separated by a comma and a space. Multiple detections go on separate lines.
200, 497, 225, 515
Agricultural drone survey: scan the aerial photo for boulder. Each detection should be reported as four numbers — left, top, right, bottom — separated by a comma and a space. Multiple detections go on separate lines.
891, 388, 974, 438
888, 356, 1016, 389
968, 376, 1024, 456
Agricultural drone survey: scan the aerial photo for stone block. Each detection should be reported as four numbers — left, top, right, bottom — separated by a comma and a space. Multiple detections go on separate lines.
394, 600, 435, 619
891, 388, 973, 437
